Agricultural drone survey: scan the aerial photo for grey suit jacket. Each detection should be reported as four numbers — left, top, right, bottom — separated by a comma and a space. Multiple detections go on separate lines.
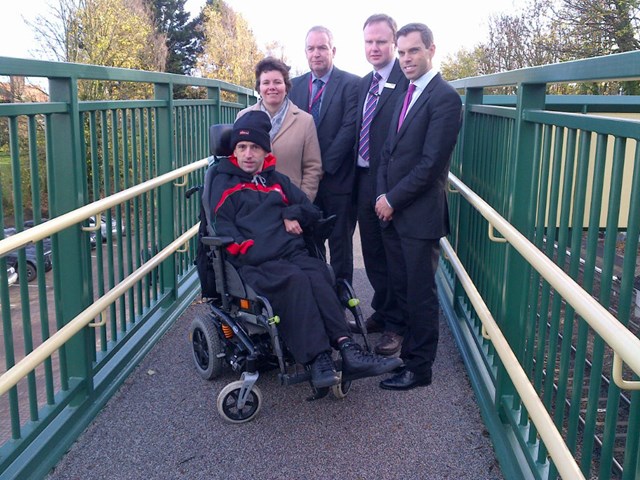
289, 67, 360, 194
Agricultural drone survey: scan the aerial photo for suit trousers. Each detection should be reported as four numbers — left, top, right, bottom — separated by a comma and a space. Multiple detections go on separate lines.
239, 252, 350, 365
314, 190, 355, 284
381, 224, 440, 375
355, 167, 404, 333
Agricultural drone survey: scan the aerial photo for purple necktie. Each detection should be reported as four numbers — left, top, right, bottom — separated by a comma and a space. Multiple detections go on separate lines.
397, 83, 416, 131
358, 72, 382, 166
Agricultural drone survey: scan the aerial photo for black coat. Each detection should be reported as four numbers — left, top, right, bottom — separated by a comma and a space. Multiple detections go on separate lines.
378, 73, 463, 240
209, 154, 322, 267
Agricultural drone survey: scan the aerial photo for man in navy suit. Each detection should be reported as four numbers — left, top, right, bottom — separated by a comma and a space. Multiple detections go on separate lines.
351, 14, 408, 356
375, 23, 462, 390
289, 26, 360, 284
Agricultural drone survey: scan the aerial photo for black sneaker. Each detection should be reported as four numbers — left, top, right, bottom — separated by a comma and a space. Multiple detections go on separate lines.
309, 352, 340, 388
340, 341, 403, 380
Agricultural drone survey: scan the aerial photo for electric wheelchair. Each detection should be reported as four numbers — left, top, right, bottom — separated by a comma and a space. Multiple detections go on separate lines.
187, 124, 372, 424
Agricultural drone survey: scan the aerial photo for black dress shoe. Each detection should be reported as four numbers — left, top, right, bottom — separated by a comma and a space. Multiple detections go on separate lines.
392, 363, 406, 374
379, 369, 431, 391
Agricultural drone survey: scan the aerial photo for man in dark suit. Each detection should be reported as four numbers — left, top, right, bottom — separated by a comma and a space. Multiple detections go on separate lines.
375, 23, 462, 390
352, 14, 409, 356
289, 26, 360, 284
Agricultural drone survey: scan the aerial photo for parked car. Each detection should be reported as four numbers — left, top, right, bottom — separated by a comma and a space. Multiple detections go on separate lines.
24, 218, 96, 249
88, 215, 124, 242
3, 227, 53, 282
7, 266, 18, 286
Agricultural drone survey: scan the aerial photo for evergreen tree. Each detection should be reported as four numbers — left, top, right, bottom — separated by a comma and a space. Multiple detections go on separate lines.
149, 0, 198, 75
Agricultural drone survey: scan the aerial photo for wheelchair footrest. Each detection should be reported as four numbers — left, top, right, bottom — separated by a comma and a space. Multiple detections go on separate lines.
279, 370, 311, 386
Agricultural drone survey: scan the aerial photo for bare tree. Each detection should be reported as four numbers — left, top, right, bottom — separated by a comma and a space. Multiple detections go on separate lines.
439, 0, 639, 93
28, 0, 81, 61
441, 0, 564, 78
29, 0, 168, 99
555, 0, 640, 57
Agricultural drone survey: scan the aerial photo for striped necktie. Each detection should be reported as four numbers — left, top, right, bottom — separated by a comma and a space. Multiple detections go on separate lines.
309, 78, 324, 125
358, 72, 382, 166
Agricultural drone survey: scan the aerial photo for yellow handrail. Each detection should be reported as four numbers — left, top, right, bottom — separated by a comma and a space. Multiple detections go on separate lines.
440, 237, 585, 480
448, 172, 640, 388
488, 223, 507, 243
88, 310, 108, 328
173, 174, 188, 187
0, 158, 209, 258
612, 353, 640, 390
0, 225, 199, 396
81, 214, 103, 232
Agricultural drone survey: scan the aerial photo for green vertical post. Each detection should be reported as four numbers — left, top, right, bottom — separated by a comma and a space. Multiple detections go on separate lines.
154, 82, 177, 300
495, 83, 546, 405
48, 77, 93, 399
454, 87, 483, 312
207, 85, 221, 128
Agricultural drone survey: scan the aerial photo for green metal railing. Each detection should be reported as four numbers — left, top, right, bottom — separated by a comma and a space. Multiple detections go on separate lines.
1, 51, 640, 480
442, 50, 640, 479
0, 57, 257, 479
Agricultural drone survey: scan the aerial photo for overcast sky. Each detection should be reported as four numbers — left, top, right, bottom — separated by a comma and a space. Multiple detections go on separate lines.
2, 0, 525, 76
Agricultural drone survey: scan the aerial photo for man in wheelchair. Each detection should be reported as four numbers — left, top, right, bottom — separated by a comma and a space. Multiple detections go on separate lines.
208, 111, 401, 389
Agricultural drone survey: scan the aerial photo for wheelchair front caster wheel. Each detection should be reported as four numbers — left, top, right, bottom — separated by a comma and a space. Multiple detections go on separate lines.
332, 379, 352, 399
216, 381, 263, 423
307, 386, 330, 401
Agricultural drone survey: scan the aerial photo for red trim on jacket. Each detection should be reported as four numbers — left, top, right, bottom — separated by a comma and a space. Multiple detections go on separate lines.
214, 182, 289, 213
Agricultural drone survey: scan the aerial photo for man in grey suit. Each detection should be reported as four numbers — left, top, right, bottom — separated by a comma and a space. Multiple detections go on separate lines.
289, 26, 360, 284
352, 14, 408, 357
376, 23, 462, 390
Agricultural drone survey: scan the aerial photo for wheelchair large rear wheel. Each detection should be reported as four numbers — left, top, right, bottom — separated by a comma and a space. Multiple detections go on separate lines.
217, 381, 263, 423
190, 313, 224, 380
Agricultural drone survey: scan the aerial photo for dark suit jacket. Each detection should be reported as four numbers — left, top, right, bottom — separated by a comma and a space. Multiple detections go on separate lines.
377, 73, 462, 240
355, 60, 408, 193
290, 67, 360, 194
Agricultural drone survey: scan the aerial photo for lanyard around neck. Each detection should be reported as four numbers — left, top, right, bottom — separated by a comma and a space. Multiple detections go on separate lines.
308, 76, 327, 111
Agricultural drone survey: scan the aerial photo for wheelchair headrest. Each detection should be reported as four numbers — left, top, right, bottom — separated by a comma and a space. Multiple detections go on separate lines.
209, 124, 234, 157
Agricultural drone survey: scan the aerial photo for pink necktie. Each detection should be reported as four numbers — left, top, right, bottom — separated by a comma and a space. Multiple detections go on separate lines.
397, 83, 416, 131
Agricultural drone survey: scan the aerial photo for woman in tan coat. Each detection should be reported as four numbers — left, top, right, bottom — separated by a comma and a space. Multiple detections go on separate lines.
237, 57, 323, 201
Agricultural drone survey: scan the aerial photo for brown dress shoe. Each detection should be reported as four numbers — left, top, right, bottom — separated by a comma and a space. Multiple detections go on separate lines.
375, 331, 402, 356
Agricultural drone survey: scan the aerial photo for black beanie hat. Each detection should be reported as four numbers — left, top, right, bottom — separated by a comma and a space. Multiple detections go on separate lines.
231, 111, 272, 152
